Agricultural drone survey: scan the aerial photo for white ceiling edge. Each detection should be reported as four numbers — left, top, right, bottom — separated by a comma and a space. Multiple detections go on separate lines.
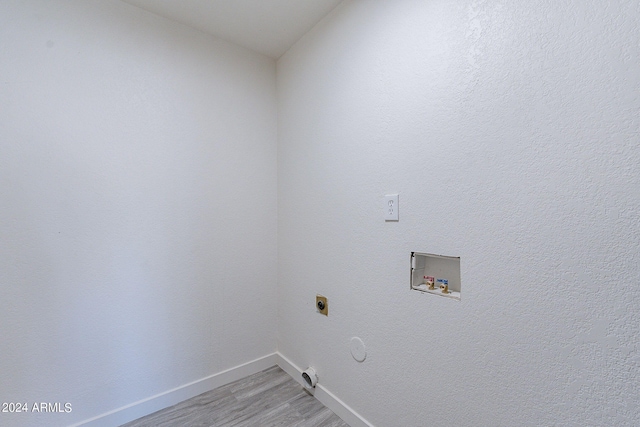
120, 0, 344, 59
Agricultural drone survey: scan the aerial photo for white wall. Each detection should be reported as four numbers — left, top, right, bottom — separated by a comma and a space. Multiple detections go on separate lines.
3, 1, 639, 426
0, 1, 277, 426
277, 1, 640, 426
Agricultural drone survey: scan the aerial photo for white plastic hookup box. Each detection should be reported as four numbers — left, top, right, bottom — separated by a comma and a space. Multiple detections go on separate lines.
410, 252, 461, 300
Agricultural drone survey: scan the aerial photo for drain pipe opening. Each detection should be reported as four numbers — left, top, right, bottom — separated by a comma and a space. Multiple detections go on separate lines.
302, 367, 318, 389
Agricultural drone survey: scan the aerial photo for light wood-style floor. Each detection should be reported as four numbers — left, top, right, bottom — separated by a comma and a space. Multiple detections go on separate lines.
120, 366, 350, 427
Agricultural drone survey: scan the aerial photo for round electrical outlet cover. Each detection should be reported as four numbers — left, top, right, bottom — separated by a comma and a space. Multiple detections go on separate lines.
350, 337, 366, 362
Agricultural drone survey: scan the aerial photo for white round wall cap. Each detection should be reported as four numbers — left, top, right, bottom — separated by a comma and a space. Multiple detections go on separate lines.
350, 337, 366, 362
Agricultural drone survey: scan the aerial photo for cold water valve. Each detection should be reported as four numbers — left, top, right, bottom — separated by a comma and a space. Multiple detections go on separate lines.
437, 278, 449, 294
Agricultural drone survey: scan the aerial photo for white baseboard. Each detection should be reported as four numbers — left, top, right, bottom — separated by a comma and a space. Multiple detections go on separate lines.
275, 353, 374, 427
71, 353, 278, 427
71, 352, 372, 427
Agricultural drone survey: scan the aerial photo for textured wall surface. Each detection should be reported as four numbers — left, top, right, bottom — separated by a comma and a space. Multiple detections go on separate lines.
2, 0, 639, 426
277, 1, 640, 426
0, 1, 277, 426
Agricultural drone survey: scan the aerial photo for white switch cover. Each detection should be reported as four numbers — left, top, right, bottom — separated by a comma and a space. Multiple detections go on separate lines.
385, 194, 399, 221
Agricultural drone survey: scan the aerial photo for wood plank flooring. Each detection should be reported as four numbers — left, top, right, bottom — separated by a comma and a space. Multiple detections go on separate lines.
120, 366, 350, 427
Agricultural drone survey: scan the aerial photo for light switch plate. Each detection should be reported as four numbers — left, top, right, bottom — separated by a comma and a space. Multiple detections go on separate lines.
385, 194, 399, 221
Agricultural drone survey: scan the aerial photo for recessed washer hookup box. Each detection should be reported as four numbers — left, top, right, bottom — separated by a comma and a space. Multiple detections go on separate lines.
410, 252, 461, 300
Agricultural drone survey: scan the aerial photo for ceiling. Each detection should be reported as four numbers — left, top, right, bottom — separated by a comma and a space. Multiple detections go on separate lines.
121, 0, 344, 59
